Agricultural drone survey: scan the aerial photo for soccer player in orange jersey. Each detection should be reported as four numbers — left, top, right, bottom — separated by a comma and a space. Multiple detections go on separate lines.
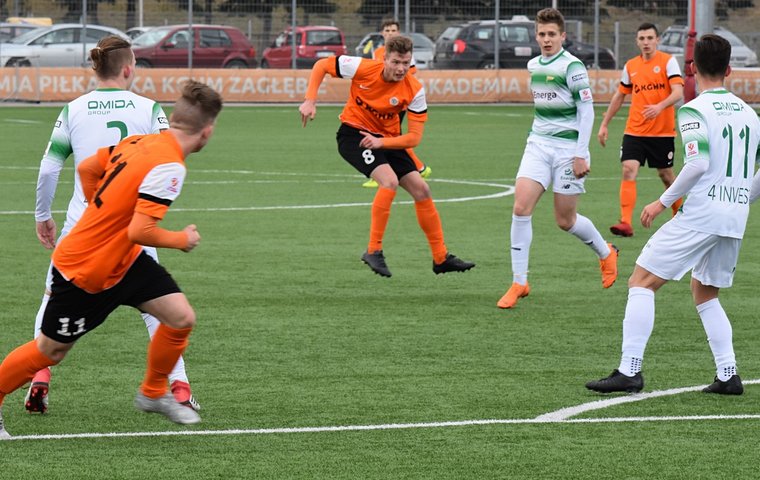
597, 23, 685, 238
299, 35, 474, 278
0, 81, 222, 438
361, 18, 431, 188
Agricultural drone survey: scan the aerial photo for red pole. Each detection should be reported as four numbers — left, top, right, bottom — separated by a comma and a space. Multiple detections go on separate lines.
683, 0, 697, 102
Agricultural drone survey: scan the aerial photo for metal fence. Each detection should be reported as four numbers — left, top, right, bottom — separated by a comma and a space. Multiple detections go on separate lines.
3, 0, 759, 68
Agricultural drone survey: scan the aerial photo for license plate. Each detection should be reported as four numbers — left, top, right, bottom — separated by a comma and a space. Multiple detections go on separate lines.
316, 51, 333, 58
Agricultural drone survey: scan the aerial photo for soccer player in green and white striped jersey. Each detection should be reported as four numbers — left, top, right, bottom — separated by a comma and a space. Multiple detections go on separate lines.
28, 35, 200, 413
586, 34, 760, 395
498, 8, 618, 309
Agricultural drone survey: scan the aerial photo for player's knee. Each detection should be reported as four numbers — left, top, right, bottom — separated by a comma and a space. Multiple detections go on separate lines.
556, 218, 574, 231
173, 306, 196, 329
377, 177, 399, 190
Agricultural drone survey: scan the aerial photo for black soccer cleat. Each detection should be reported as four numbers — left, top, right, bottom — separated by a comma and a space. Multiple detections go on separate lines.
362, 250, 392, 277
585, 369, 644, 393
433, 253, 475, 275
703, 375, 744, 395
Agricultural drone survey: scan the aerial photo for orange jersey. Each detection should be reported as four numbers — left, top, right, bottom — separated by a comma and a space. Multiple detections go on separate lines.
620, 50, 684, 137
326, 55, 427, 137
53, 131, 186, 293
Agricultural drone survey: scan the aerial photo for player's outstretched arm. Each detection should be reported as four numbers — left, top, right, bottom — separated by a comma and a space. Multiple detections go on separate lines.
299, 58, 333, 127
128, 212, 199, 252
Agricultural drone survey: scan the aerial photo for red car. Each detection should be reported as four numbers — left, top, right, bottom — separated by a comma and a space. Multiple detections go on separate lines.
261, 26, 347, 69
132, 24, 256, 68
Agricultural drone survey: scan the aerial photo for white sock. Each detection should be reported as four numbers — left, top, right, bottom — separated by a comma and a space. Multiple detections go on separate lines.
510, 214, 532, 285
697, 298, 737, 381
34, 293, 50, 339
142, 312, 189, 384
567, 213, 611, 259
618, 287, 655, 377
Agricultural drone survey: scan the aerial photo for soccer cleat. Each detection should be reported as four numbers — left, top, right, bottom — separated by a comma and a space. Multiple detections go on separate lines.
135, 392, 201, 425
419, 165, 432, 179
599, 243, 619, 289
0, 408, 10, 440
362, 178, 379, 188
703, 375, 744, 395
171, 380, 202, 411
585, 369, 644, 393
610, 222, 634, 237
362, 250, 392, 277
24, 382, 49, 414
497, 282, 531, 309
433, 253, 475, 275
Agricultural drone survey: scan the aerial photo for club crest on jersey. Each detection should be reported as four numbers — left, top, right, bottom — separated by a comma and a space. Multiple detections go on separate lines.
653, 66, 661, 73
579, 87, 593, 102
389, 97, 399, 106
685, 141, 699, 158
167, 177, 180, 194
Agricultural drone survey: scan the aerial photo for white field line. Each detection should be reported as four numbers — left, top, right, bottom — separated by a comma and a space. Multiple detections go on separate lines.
0, 178, 515, 215
5, 379, 760, 441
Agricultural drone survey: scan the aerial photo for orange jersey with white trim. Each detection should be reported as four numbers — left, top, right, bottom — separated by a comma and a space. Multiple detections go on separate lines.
620, 50, 684, 137
52, 131, 186, 293
326, 55, 428, 137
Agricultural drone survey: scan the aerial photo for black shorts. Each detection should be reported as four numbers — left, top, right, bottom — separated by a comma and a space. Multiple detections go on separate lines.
336, 124, 416, 179
620, 135, 675, 169
41, 251, 182, 343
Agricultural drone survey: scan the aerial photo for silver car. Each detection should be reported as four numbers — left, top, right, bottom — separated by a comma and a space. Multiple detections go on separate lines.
0, 23, 128, 67
659, 25, 758, 68
354, 32, 436, 69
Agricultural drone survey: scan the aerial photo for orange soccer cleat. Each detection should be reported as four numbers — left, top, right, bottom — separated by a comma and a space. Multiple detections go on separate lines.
599, 243, 619, 289
609, 222, 634, 237
497, 282, 531, 309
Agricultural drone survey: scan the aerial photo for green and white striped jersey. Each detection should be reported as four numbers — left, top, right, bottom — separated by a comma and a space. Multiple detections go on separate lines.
527, 49, 593, 148
677, 87, 760, 238
38, 88, 167, 232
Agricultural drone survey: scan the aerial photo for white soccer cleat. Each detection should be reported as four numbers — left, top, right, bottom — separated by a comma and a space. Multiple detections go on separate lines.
0, 408, 11, 440
134, 392, 201, 425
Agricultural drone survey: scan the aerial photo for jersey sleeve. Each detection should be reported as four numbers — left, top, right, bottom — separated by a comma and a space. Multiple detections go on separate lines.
42, 105, 73, 165
151, 102, 169, 132
407, 87, 428, 118
678, 105, 710, 164
566, 61, 593, 104
136, 162, 186, 219
335, 55, 364, 79
666, 56, 684, 84
619, 62, 633, 94
36, 105, 72, 221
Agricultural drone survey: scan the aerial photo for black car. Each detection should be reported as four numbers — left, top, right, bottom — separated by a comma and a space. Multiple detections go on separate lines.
434, 18, 616, 69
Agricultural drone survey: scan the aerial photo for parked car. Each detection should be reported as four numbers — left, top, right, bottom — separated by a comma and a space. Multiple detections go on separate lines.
434, 18, 616, 69
261, 26, 347, 69
659, 25, 758, 68
0, 22, 40, 43
354, 32, 436, 69
125, 26, 154, 40
131, 24, 256, 68
0, 23, 128, 67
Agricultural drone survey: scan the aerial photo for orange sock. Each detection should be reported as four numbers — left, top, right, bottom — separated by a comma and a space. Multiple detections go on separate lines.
406, 148, 425, 172
141, 324, 192, 399
671, 196, 683, 216
620, 180, 637, 225
0, 340, 56, 406
414, 198, 447, 264
368, 187, 396, 252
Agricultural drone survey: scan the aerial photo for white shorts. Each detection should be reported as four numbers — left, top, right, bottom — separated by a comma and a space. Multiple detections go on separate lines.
636, 219, 741, 288
515, 138, 587, 195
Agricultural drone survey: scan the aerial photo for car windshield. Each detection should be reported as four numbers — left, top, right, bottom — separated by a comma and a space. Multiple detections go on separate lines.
409, 33, 434, 49
9, 26, 47, 44
716, 29, 744, 47
132, 26, 173, 47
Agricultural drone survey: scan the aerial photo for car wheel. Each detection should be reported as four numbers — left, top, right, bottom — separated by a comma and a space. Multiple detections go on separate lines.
7, 57, 31, 67
479, 60, 496, 69
260, 59, 269, 69
224, 59, 248, 69
135, 59, 152, 68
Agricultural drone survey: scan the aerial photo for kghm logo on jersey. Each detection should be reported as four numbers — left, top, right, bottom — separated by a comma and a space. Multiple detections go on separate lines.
355, 96, 396, 120
633, 82, 666, 93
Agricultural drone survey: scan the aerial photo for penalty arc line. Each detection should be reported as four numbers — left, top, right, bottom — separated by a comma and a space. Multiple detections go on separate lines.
5, 379, 760, 441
